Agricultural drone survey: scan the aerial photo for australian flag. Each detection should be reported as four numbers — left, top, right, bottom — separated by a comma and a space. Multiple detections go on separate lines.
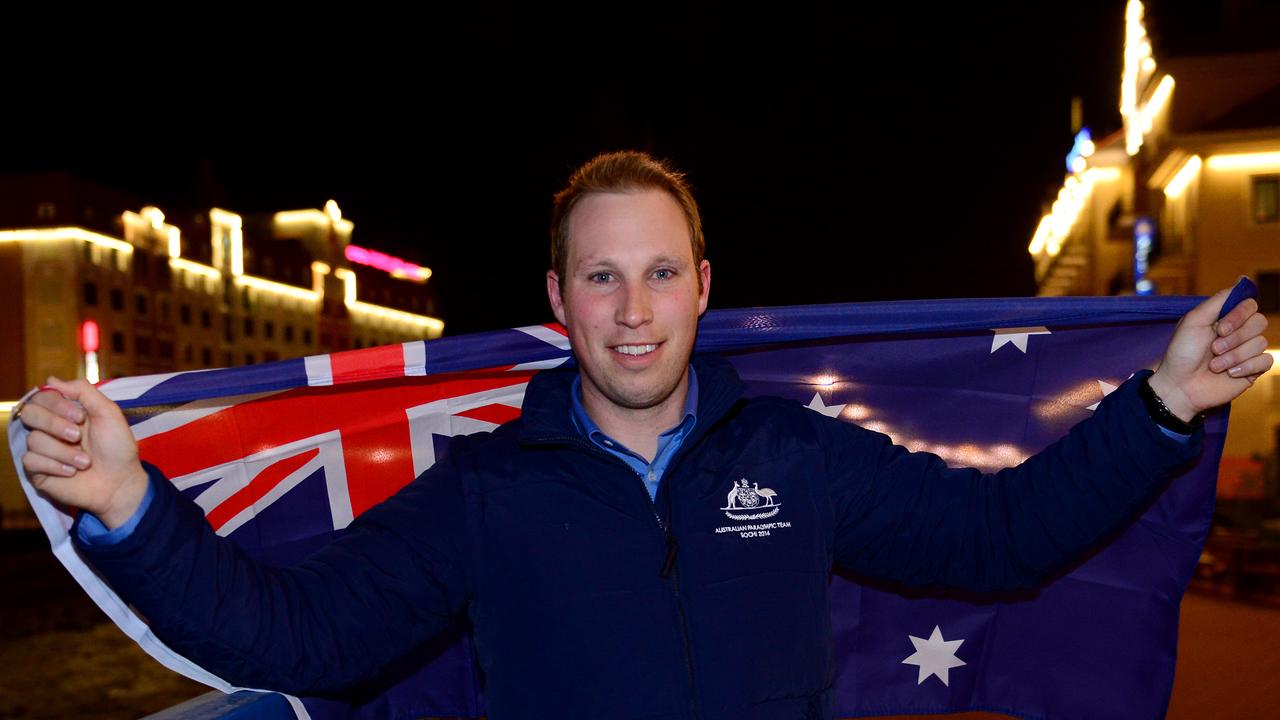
12, 289, 1240, 720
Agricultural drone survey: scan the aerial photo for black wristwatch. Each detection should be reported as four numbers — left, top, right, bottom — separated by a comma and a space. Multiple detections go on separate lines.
1139, 375, 1205, 435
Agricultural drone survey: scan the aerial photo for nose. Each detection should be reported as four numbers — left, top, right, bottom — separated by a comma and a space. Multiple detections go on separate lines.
616, 280, 654, 329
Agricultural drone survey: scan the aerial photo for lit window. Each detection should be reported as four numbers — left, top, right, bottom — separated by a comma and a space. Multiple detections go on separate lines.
1254, 176, 1279, 223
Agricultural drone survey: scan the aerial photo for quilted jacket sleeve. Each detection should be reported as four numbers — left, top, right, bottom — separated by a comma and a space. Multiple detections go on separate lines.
819, 369, 1204, 591
72, 455, 472, 695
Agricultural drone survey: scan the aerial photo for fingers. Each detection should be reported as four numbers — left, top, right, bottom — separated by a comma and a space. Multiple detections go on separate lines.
22, 458, 84, 508
1209, 334, 1271, 376
23, 448, 77, 480
44, 377, 120, 422
27, 429, 91, 471
1183, 287, 1234, 327
27, 385, 86, 424
1215, 297, 1260, 337
1211, 311, 1268, 355
1221, 346, 1274, 379
17, 400, 83, 444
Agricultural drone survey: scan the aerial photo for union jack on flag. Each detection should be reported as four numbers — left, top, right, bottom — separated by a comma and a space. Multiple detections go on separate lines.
12, 287, 1246, 720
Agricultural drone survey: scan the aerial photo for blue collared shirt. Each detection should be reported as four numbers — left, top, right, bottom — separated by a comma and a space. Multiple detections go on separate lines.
570, 367, 699, 503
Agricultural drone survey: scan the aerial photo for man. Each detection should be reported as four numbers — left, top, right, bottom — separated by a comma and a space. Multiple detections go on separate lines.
17, 151, 1272, 719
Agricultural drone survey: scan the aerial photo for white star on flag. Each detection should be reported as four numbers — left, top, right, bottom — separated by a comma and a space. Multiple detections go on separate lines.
1086, 379, 1120, 411
806, 392, 845, 418
989, 326, 1051, 353
902, 625, 966, 686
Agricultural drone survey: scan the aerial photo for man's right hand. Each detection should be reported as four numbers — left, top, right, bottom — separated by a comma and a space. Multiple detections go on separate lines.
19, 377, 149, 530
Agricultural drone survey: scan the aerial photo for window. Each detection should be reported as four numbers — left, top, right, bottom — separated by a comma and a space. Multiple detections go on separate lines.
201, 308, 212, 329
1255, 176, 1279, 223
83, 282, 98, 306
244, 317, 255, 337
245, 352, 256, 365
184, 344, 194, 363
158, 341, 174, 360
135, 293, 148, 316
1257, 271, 1280, 313
180, 304, 191, 325
224, 315, 234, 343
112, 332, 125, 353
264, 321, 274, 340
36, 202, 56, 220
136, 336, 152, 357
303, 328, 313, 346
110, 288, 124, 311
284, 324, 294, 343
202, 347, 213, 366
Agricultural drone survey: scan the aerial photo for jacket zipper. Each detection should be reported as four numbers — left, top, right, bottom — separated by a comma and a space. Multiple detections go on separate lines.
529, 434, 702, 720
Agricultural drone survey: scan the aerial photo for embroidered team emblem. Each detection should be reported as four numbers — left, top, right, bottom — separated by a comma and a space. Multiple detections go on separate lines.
722, 478, 781, 520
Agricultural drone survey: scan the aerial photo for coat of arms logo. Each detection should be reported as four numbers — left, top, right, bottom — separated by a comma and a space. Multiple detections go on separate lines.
721, 478, 781, 520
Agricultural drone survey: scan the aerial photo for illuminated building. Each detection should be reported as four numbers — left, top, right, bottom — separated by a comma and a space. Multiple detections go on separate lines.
1028, 1, 1280, 495
0, 173, 443, 522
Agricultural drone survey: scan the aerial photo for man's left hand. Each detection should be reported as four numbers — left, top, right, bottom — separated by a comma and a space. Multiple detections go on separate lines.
1149, 284, 1272, 422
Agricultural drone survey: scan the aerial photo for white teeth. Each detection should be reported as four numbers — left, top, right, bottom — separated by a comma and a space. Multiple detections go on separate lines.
614, 344, 657, 356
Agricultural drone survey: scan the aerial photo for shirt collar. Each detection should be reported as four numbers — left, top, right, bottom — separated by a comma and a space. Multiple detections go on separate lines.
570, 365, 699, 443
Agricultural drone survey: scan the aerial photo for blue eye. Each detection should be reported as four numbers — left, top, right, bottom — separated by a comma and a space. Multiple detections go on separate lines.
653, 269, 674, 280
589, 272, 613, 283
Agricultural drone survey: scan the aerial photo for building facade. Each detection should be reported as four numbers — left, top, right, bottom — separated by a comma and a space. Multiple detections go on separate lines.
0, 172, 443, 523
1028, 0, 1280, 501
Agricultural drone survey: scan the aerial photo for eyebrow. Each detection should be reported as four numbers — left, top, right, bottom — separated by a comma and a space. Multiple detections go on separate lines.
575, 254, 690, 269
650, 254, 691, 268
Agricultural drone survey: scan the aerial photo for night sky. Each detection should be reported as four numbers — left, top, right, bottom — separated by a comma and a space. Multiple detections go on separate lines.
4, 3, 1254, 336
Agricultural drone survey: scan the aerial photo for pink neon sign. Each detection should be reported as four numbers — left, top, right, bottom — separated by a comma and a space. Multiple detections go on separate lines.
344, 245, 430, 281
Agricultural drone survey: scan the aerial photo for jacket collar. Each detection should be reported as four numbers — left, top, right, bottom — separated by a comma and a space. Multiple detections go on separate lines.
518, 353, 746, 448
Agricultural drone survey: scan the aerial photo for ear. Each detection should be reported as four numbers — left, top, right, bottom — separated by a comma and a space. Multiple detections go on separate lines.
547, 269, 567, 326
697, 259, 711, 316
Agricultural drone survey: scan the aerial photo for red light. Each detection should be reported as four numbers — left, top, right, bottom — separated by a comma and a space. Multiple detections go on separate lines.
81, 320, 99, 352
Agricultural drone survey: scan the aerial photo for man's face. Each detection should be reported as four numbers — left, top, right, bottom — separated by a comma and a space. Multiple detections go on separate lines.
547, 188, 710, 416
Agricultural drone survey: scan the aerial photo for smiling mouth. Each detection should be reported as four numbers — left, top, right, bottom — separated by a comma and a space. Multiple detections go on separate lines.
611, 343, 660, 356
